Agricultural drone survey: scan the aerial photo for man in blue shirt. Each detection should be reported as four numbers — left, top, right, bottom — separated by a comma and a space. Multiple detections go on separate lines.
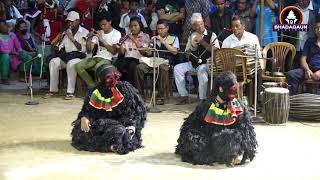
287, 19, 320, 95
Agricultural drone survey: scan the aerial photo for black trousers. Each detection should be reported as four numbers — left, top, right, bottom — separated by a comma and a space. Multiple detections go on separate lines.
114, 57, 139, 87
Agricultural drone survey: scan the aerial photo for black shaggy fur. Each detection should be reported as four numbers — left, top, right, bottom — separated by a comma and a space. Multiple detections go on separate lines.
71, 81, 147, 154
175, 72, 258, 165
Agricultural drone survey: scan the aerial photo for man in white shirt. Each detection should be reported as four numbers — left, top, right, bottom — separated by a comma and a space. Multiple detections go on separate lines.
46, 11, 89, 99
174, 13, 220, 104
75, 12, 121, 89
222, 16, 263, 106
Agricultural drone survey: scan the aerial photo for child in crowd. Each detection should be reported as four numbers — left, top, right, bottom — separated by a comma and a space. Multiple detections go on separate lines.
119, 0, 148, 35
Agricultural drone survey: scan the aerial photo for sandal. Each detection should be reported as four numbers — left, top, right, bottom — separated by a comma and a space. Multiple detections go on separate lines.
64, 93, 75, 100
156, 98, 165, 105
43, 92, 58, 99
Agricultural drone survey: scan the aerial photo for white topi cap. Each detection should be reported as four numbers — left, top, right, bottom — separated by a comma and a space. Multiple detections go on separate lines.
191, 13, 203, 24
66, 11, 80, 21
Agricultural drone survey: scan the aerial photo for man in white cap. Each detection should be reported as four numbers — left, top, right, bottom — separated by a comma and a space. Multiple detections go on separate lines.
174, 13, 220, 104
45, 10, 89, 100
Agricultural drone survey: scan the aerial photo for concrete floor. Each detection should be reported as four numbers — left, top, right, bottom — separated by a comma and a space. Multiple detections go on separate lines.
1, 81, 320, 180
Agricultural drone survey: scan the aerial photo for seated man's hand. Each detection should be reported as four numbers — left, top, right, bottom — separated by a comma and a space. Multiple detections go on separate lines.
28, 51, 37, 57
311, 70, 320, 81
126, 126, 136, 139
9, 52, 19, 56
185, 50, 192, 58
305, 69, 313, 79
80, 117, 91, 132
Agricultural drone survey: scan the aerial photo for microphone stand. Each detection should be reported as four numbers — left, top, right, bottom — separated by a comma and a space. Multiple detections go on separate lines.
148, 37, 161, 113
38, 33, 45, 89
25, 57, 39, 105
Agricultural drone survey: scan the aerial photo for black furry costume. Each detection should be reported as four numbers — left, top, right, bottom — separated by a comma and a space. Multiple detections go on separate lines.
71, 65, 147, 154
175, 72, 257, 166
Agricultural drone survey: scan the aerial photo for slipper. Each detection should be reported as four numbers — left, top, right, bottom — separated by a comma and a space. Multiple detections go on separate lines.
43, 92, 58, 99
156, 98, 165, 105
64, 94, 75, 100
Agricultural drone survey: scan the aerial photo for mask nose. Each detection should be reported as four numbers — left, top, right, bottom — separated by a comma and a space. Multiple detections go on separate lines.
230, 85, 237, 90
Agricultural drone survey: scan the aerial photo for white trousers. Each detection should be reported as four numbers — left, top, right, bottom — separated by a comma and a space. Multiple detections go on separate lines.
49, 57, 81, 94
174, 62, 208, 100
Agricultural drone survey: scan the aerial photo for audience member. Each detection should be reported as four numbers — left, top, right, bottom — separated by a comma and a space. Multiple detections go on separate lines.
119, 0, 148, 35
234, 0, 254, 33
0, 20, 32, 85
156, 0, 185, 39
205, 0, 233, 42
250, 0, 278, 47
182, 0, 212, 44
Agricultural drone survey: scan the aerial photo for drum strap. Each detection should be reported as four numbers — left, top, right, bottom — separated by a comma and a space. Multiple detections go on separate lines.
204, 98, 243, 125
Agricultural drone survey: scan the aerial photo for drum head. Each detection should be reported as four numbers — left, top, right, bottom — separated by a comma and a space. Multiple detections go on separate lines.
263, 82, 279, 88
265, 87, 289, 94
271, 72, 285, 77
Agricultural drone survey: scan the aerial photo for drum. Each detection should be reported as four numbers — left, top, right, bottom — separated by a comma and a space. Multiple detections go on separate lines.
290, 93, 320, 121
263, 87, 290, 124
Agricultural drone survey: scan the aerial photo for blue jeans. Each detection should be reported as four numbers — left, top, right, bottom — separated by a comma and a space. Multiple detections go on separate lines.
174, 62, 208, 100
287, 68, 305, 95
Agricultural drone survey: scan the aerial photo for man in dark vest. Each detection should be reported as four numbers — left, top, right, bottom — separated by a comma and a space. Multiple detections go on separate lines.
174, 13, 220, 105
135, 19, 180, 105
204, 0, 233, 42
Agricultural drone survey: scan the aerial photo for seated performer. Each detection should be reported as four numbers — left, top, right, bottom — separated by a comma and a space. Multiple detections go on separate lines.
175, 71, 257, 166
135, 19, 179, 104
115, 16, 150, 86
174, 13, 220, 104
71, 64, 147, 154
287, 19, 320, 95
45, 11, 88, 99
75, 11, 121, 89
222, 16, 263, 106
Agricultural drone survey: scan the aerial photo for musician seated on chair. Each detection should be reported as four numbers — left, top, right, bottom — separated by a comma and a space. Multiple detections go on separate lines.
174, 13, 220, 105
135, 19, 179, 105
287, 19, 320, 95
75, 11, 121, 90
114, 16, 150, 86
222, 16, 263, 106
45, 11, 89, 100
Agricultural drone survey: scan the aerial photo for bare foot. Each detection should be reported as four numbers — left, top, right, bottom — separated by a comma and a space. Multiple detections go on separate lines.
228, 153, 244, 167
109, 145, 116, 152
